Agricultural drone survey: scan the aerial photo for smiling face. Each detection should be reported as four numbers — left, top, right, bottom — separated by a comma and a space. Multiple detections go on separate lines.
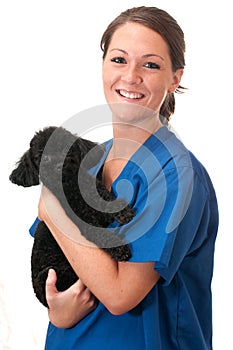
102, 22, 183, 123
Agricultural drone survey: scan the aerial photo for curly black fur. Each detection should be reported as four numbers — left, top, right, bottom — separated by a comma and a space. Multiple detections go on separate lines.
9, 126, 134, 307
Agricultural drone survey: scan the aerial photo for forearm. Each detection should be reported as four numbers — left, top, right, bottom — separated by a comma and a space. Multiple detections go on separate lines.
43, 207, 122, 312
39, 187, 159, 314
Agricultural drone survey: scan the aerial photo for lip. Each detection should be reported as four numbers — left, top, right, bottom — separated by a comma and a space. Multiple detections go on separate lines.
116, 89, 145, 101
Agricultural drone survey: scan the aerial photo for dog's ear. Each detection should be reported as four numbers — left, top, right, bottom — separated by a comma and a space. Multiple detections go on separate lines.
9, 150, 40, 187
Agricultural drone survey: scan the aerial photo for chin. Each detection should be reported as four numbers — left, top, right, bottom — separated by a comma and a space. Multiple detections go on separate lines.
109, 101, 155, 125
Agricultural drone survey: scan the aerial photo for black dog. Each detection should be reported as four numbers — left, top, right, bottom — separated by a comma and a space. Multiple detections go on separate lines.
9, 126, 134, 307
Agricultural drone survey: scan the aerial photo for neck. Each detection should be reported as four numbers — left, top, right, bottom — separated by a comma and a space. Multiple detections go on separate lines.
110, 114, 162, 159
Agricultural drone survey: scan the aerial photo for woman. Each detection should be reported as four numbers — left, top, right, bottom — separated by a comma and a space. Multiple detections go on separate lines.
36, 6, 218, 350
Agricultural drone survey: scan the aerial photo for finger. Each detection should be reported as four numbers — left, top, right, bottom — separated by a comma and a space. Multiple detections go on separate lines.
76, 279, 86, 290
68, 278, 86, 293
45, 269, 58, 296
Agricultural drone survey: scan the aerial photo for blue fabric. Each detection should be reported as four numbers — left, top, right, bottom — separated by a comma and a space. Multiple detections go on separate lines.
29, 217, 40, 237
30, 126, 218, 350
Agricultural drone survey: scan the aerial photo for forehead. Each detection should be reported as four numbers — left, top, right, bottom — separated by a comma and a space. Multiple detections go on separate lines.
108, 22, 170, 58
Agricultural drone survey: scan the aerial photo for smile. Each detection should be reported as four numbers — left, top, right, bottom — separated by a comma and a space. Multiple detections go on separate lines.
116, 89, 144, 100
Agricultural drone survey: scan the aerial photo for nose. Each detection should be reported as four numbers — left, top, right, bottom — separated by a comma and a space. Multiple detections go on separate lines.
122, 64, 142, 85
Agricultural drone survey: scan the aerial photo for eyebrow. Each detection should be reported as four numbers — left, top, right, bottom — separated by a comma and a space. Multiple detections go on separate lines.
109, 48, 165, 61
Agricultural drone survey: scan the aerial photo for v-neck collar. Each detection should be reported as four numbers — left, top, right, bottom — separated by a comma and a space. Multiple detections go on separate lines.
90, 125, 170, 183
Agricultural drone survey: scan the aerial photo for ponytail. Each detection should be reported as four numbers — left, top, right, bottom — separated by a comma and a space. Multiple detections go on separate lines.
160, 85, 186, 125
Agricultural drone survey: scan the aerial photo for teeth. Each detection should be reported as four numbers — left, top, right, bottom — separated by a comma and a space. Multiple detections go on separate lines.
118, 90, 143, 99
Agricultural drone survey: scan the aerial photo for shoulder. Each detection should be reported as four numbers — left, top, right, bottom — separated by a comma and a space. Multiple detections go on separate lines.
156, 127, 215, 196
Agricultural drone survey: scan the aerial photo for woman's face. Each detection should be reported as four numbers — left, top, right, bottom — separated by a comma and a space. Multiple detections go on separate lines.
102, 22, 183, 121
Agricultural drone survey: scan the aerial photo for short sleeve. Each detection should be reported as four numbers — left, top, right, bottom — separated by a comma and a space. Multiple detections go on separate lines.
154, 173, 210, 284
113, 165, 209, 285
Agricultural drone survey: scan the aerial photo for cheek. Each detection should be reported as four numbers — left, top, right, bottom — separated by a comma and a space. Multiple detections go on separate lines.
102, 68, 110, 92
103, 69, 114, 88
102, 60, 120, 87
102, 77, 111, 99
149, 81, 168, 100
146, 82, 169, 110
102, 70, 118, 101
102, 61, 110, 81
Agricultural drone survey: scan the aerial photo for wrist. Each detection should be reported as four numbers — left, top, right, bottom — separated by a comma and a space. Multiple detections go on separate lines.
48, 309, 79, 329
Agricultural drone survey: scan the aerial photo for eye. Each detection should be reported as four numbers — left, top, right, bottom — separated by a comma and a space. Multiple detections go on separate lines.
144, 62, 161, 70
42, 154, 51, 162
111, 57, 126, 64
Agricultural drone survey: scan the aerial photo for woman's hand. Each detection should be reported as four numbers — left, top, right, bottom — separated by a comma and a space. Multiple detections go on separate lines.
46, 269, 97, 329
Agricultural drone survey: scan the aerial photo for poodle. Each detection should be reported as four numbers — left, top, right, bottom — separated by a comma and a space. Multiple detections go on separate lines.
9, 126, 134, 307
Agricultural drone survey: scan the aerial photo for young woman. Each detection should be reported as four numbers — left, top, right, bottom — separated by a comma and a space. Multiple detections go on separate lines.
35, 6, 218, 350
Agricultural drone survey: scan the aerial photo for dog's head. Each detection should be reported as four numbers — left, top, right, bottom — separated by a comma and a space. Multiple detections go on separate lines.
9, 126, 105, 188
39, 127, 105, 189
9, 127, 58, 187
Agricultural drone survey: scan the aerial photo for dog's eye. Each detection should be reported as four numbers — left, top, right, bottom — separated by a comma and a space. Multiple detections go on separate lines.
42, 155, 51, 162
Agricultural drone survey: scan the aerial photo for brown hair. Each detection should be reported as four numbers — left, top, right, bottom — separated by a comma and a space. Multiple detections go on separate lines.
100, 6, 186, 123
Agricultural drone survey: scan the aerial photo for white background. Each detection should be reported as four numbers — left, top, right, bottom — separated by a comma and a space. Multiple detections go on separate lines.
0, 0, 232, 349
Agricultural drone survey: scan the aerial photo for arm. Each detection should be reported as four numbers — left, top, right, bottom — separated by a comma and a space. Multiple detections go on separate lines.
39, 186, 160, 315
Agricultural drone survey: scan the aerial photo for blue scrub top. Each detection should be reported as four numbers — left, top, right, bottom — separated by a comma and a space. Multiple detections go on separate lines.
31, 126, 218, 350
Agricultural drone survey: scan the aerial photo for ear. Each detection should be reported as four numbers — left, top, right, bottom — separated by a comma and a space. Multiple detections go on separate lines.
9, 150, 40, 187
168, 69, 184, 93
